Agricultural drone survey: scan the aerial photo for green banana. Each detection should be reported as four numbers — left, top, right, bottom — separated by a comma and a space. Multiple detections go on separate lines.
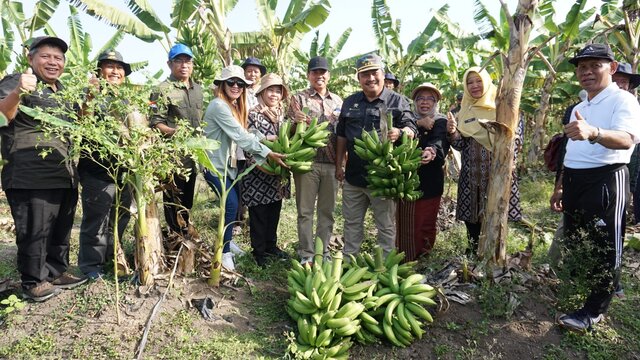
395, 301, 411, 331
404, 294, 437, 306
382, 319, 404, 347
326, 317, 351, 329
405, 302, 434, 323
298, 317, 310, 344
384, 297, 402, 326
343, 280, 378, 295
404, 307, 424, 339
362, 320, 384, 336
403, 284, 435, 296
399, 274, 426, 294
359, 311, 379, 325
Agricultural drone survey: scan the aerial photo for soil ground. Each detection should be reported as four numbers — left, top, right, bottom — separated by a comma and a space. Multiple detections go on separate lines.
0, 185, 638, 360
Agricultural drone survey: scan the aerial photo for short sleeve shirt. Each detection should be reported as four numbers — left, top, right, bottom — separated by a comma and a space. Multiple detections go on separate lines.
564, 83, 640, 169
336, 87, 417, 187
149, 76, 203, 130
149, 76, 204, 168
0, 73, 77, 189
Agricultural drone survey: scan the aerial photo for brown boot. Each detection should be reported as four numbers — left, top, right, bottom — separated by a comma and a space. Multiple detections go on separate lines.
22, 281, 61, 302
51, 272, 88, 290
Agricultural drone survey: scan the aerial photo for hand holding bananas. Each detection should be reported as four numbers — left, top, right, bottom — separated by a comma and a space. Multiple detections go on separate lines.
261, 117, 331, 177
353, 129, 423, 200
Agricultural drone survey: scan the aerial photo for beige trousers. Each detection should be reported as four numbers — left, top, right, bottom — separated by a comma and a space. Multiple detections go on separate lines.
294, 162, 339, 258
341, 181, 396, 256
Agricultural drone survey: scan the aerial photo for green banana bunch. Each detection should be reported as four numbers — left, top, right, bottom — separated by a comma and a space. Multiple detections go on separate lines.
261, 116, 332, 177
340, 247, 438, 347
286, 238, 358, 359
353, 129, 423, 201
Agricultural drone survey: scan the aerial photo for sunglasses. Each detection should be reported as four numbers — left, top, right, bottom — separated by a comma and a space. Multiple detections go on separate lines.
225, 79, 248, 88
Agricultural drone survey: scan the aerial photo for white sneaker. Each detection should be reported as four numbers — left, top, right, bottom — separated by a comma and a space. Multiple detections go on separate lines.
229, 240, 245, 257
222, 252, 235, 271
300, 256, 313, 266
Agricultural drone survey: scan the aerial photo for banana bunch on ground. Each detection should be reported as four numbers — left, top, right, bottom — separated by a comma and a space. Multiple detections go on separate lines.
344, 247, 437, 347
286, 238, 363, 359
353, 129, 423, 201
261, 117, 331, 176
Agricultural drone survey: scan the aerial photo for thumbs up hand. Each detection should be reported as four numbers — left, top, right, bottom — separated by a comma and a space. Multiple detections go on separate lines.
564, 109, 598, 141
17, 68, 37, 94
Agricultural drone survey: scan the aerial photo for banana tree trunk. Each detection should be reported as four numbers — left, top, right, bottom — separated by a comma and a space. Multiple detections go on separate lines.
527, 74, 555, 163
479, 0, 538, 265
134, 177, 164, 286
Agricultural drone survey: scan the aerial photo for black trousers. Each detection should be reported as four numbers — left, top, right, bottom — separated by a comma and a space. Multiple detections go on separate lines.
6, 188, 78, 287
563, 164, 627, 316
163, 169, 196, 235
248, 200, 282, 258
465, 221, 482, 252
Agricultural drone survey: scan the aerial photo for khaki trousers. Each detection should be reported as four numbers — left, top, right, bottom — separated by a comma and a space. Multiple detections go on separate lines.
342, 181, 396, 256
294, 162, 339, 258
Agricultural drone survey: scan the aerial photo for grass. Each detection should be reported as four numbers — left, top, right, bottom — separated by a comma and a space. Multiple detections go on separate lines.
0, 168, 639, 359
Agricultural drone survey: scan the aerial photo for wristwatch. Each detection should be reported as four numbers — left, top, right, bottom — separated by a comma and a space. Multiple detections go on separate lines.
589, 127, 602, 144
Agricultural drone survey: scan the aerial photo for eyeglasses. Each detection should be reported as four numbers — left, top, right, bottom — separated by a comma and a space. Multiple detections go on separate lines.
172, 58, 193, 65
415, 96, 437, 103
225, 79, 248, 88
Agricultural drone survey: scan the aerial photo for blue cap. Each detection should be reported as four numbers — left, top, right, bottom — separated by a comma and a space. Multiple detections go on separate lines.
168, 44, 194, 60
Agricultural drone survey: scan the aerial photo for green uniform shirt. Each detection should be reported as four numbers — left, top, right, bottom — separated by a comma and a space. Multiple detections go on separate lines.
0, 73, 77, 189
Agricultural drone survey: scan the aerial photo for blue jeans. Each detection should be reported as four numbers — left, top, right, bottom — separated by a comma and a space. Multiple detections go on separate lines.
203, 170, 237, 253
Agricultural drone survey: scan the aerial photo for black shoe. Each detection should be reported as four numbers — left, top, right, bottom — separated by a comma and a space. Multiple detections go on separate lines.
557, 309, 603, 333
266, 247, 289, 260
22, 282, 61, 302
254, 255, 268, 268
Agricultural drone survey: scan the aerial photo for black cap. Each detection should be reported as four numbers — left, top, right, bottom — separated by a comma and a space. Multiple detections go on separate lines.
568, 43, 615, 65
241, 57, 267, 76
615, 62, 640, 90
308, 56, 329, 72
97, 50, 132, 76
27, 36, 68, 53
384, 73, 400, 87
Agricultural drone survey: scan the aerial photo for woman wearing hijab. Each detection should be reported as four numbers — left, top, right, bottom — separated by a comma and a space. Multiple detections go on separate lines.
447, 67, 522, 254
203, 65, 287, 271
396, 82, 449, 261
241, 73, 291, 267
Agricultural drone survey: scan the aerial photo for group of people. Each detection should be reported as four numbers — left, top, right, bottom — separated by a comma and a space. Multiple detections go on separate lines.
1, 36, 638, 337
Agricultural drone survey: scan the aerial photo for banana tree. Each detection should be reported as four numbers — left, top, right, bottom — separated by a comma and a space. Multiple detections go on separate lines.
592, 0, 640, 71
0, 0, 61, 75
288, 28, 354, 94
20, 66, 215, 288
479, 0, 539, 266
526, 0, 595, 164
253, 0, 331, 82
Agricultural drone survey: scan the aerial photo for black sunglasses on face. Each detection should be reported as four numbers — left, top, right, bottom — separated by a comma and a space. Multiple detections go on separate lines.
225, 79, 247, 88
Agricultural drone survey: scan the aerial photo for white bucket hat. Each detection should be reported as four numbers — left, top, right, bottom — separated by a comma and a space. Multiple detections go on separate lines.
214, 65, 253, 86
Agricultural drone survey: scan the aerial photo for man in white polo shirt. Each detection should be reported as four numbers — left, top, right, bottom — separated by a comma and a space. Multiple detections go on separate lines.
550, 44, 640, 332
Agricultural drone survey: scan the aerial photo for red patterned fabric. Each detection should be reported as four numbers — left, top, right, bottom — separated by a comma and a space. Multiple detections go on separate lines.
396, 197, 441, 261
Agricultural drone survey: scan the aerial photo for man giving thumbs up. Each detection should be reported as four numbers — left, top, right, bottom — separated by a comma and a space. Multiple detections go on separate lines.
0, 36, 86, 303
552, 43, 640, 333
